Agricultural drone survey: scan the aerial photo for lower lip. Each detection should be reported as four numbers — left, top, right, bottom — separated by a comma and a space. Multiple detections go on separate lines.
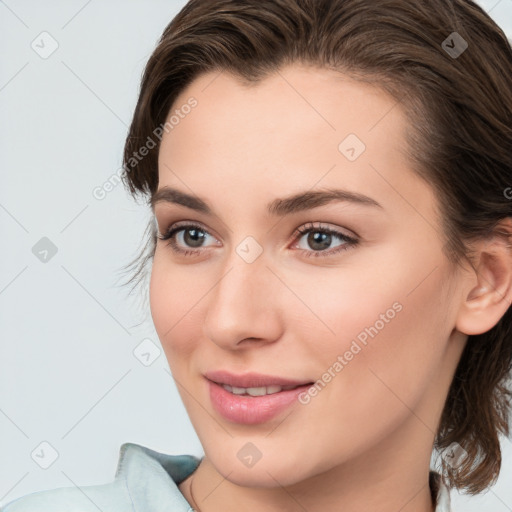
207, 379, 313, 424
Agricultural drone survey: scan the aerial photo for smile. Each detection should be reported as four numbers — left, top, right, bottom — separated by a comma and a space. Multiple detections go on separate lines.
220, 383, 304, 396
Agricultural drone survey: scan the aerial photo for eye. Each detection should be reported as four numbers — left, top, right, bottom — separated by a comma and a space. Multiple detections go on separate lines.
291, 222, 358, 258
156, 222, 219, 257
156, 221, 359, 258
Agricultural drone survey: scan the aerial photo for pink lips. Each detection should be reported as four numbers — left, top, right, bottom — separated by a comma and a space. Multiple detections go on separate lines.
204, 370, 314, 424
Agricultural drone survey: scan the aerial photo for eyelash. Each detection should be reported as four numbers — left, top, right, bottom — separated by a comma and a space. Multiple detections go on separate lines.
156, 221, 359, 259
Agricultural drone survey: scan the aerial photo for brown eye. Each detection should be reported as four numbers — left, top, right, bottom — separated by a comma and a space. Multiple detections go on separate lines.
181, 227, 207, 248
293, 223, 359, 258
305, 231, 333, 251
157, 223, 218, 256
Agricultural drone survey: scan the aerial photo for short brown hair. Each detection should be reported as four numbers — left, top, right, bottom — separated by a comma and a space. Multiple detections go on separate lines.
119, 0, 512, 494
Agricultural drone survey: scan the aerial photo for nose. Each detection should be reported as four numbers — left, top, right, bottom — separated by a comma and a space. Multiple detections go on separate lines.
202, 248, 284, 350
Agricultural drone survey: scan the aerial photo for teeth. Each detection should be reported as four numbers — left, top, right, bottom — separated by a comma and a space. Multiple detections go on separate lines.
221, 384, 301, 396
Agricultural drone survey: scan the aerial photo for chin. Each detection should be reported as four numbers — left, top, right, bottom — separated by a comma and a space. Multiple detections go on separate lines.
206, 448, 309, 488
224, 467, 300, 489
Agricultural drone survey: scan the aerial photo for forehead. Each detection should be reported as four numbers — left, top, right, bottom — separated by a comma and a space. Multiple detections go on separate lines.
167, 65, 405, 139
159, 64, 409, 166
156, 64, 436, 229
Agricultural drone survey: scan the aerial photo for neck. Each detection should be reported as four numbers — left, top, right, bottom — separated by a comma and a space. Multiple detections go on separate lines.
179, 416, 438, 512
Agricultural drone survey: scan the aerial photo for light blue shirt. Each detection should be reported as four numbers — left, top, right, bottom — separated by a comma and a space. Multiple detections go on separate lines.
1, 442, 452, 511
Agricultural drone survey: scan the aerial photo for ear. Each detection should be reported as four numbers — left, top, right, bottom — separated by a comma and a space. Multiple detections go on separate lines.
455, 218, 512, 336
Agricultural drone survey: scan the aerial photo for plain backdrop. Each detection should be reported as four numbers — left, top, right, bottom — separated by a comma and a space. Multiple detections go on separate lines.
1, 0, 511, 510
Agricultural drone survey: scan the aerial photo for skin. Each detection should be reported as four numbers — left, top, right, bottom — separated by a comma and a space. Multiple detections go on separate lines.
149, 64, 512, 512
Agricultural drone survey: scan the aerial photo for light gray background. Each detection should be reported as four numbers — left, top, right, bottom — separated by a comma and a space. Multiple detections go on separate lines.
1, 1, 511, 510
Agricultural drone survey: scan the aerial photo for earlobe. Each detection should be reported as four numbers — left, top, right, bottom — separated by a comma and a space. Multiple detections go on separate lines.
455, 220, 512, 336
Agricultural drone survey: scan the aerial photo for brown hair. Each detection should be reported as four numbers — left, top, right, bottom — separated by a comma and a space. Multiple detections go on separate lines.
119, 0, 512, 495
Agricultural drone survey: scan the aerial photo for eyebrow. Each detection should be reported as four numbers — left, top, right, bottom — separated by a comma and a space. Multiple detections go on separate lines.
151, 186, 383, 215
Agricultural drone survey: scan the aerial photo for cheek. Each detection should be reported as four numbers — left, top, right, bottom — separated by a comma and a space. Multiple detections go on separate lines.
306, 229, 451, 368
149, 253, 204, 361
302, 256, 452, 440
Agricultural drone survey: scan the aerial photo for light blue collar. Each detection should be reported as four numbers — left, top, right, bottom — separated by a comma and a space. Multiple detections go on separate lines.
116, 442, 201, 511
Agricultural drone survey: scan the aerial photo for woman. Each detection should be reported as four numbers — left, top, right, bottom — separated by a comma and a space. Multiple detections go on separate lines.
3, 0, 512, 511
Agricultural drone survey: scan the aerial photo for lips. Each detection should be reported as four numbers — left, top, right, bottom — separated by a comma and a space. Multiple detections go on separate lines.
204, 370, 316, 424
207, 379, 315, 424
204, 369, 313, 388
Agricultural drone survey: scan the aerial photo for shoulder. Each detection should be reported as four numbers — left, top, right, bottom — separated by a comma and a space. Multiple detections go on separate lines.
1, 443, 201, 512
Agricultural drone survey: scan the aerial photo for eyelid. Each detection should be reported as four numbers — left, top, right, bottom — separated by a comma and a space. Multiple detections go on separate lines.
291, 221, 358, 242
157, 218, 357, 240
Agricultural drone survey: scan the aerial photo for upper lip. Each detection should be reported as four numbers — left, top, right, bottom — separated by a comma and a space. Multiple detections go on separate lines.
204, 370, 313, 388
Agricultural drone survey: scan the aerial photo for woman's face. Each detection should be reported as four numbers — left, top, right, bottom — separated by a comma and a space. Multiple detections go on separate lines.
150, 64, 469, 487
